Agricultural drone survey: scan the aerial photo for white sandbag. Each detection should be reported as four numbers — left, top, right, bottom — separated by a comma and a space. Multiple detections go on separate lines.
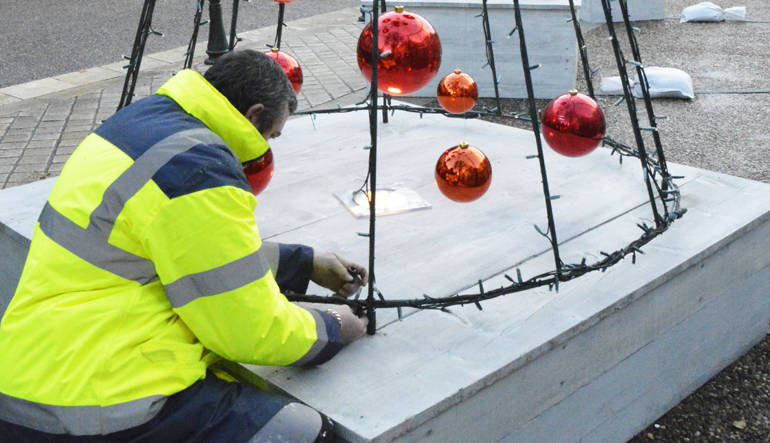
633, 67, 695, 99
724, 6, 746, 20
599, 76, 631, 95
680, 2, 725, 22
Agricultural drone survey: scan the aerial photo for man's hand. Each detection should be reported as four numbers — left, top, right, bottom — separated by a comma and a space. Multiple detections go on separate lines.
311, 252, 368, 297
325, 305, 368, 344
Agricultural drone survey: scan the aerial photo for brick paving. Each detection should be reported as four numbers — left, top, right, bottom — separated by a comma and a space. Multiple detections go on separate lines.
0, 7, 367, 190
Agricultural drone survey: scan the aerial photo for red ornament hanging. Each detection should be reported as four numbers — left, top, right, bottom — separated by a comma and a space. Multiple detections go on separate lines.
273, 0, 295, 3
437, 68, 478, 114
435, 142, 492, 202
356, 6, 442, 95
541, 90, 606, 157
265, 48, 303, 94
243, 150, 274, 196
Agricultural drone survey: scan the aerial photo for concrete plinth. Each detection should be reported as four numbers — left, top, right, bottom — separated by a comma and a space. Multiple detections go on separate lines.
361, 0, 580, 99
580, 0, 665, 24
0, 105, 768, 442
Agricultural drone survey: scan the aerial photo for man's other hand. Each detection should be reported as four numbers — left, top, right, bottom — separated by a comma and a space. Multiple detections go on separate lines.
326, 305, 368, 344
311, 252, 368, 297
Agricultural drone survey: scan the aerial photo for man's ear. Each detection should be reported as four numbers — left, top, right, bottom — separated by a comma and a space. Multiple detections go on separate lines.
245, 103, 265, 125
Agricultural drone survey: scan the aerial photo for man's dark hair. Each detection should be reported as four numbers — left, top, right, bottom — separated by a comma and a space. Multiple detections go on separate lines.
204, 49, 298, 134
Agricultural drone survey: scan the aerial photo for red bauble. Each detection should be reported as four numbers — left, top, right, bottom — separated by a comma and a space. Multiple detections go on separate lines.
435, 142, 492, 202
437, 68, 478, 114
266, 48, 303, 94
243, 150, 274, 196
274, 0, 295, 3
541, 90, 606, 157
356, 6, 441, 95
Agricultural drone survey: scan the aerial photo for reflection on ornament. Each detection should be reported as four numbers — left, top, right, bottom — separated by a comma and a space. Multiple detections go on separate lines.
265, 48, 303, 94
243, 150, 274, 196
356, 6, 442, 95
435, 142, 492, 202
541, 90, 606, 157
437, 69, 478, 114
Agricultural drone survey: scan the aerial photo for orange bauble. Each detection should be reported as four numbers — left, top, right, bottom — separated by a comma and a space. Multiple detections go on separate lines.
435, 142, 492, 202
243, 150, 274, 196
356, 6, 442, 95
437, 69, 478, 114
265, 48, 303, 94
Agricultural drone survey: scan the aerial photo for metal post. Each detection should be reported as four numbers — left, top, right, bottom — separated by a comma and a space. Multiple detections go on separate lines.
228, 0, 240, 51
481, 0, 503, 114
366, 1, 380, 335
205, 0, 229, 65
118, 0, 158, 110
568, 0, 595, 99
184, 0, 207, 69
273, 3, 286, 49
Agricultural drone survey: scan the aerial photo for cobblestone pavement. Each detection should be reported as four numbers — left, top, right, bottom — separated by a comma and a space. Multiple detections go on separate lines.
0, 7, 368, 189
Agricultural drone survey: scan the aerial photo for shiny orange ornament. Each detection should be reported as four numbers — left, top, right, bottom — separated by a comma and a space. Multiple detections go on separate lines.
541, 90, 606, 157
265, 48, 303, 94
356, 6, 442, 95
437, 69, 478, 114
435, 142, 492, 202
243, 150, 274, 196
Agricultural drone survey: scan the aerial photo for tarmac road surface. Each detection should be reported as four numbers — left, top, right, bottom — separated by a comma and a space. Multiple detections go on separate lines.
0, 0, 359, 88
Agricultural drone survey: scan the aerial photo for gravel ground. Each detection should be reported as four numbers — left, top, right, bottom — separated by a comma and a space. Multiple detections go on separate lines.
405, 0, 769, 440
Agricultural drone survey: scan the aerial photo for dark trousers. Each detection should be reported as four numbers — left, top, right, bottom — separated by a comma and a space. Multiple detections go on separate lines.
0, 376, 333, 442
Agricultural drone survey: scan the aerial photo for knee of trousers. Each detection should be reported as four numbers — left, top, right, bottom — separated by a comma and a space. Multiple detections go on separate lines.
248, 402, 330, 442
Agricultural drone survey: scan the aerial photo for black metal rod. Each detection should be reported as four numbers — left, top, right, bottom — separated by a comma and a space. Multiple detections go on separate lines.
228, 0, 240, 51
118, 0, 158, 110
184, 0, 207, 69
273, 3, 286, 49
481, 0, 503, 113
617, 0, 670, 191
380, 1, 390, 124
512, 0, 562, 280
365, 1, 380, 335
568, 0, 595, 99
600, 0, 662, 226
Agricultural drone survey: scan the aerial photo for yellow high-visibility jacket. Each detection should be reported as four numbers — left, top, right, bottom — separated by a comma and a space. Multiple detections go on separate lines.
0, 70, 342, 436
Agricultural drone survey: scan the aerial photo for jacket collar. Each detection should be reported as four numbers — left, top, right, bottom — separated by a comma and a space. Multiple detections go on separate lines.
155, 69, 269, 163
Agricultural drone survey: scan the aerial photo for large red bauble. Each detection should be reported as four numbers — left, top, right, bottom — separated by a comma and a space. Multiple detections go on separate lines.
356, 6, 441, 95
243, 150, 274, 196
265, 48, 303, 94
435, 142, 492, 202
437, 68, 478, 114
541, 90, 606, 157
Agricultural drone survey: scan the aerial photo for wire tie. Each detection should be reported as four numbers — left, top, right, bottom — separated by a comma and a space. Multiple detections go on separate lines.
534, 224, 547, 236
632, 252, 636, 264
379, 50, 392, 58
526, 154, 539, 159
397, 306, 403, 319
475, 12, 484, 18
626, 59, 643, 68
640, 126, 657, 132
554, 279, 559, 292
516, 268, 523, 283
508, 27, 518, 37
123, 55, 132, 60
670, 175, 684, 180
619, 155, 623, 165
632, 246, 645, 254
614, 97, 625, 106
549, 195, 561, 200
481, 62, 490, 69
566, 18, 573, 23
357, 232, 370, 237
505, 274, 515, 283
363, 145, 371, 150
592, 66, 601, 74
608, 36, 614, 41
487, 39, 495, 44
632, 26, 641, 32
123, 64, 133, 70
520, 116, 532, 122
528, 64, 541, 71
656, 115, 668, 120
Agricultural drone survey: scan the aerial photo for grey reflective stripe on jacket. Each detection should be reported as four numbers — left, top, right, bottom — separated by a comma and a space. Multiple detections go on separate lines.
0, 392, 166, 436
249, 403, 322, 443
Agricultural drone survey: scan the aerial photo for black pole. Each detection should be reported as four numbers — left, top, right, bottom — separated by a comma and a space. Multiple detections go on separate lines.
568, 0, 595, 99
228, 0, 240, 51
365, 1, 380, 335
617, 0, 670, 190
380, 1, 390, 124
205, 0, 229, 65
184, 0, 207, 69
481, 0, 503, 114
273, 3, 286, 49
512, 0, 562, 280
118, 0, 158, 110
600, 0, 662, 226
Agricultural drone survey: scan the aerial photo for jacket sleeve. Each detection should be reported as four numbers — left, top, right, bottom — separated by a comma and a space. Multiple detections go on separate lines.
275, 243, 314, 294
142, 183, 342, 367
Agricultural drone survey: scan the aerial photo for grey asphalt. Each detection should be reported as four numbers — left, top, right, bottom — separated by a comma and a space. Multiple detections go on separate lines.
0, 0, 359, 88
